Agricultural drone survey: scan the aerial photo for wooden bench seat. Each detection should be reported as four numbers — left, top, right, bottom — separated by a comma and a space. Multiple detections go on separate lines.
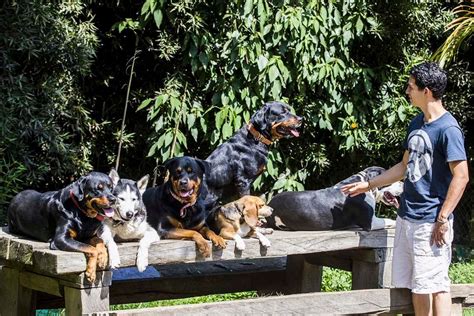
102, 284, 474, 316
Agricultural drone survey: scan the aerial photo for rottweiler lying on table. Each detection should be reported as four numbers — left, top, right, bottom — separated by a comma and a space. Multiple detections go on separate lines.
7, 172, 116, 282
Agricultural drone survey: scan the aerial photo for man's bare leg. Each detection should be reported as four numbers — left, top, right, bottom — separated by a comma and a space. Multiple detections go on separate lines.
412, 293, 432, 316
432, 291, 451, 316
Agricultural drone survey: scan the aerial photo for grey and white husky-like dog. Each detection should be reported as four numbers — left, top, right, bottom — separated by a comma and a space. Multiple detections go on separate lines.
99, 170, 160, 272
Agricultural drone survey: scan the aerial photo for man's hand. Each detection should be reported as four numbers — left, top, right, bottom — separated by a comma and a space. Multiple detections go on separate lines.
430, 221, 449, 247
340, 181, 370, 197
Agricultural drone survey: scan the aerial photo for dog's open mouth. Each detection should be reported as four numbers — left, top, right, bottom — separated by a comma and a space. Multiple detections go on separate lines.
93, 203, 115, 218
277, 124, 301, 138
178, 188, 194, 198
383, 191, 400, 209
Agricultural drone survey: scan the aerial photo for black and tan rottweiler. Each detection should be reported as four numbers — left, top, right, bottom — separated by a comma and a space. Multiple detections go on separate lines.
205, 101, 302, 203
143, 156, 226, 257
7, 172, 116, 283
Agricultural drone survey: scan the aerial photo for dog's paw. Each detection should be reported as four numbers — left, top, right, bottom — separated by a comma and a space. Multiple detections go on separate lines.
97, 252, 108, 270
196, 240, 211, 258
258, 227, 274, 235
235, 239, 246, 251
108, 253, 121, 270
136, 251, 148, 272
211, 235, 227, 249
260, 238, 271, 248
85, 266, 97, 284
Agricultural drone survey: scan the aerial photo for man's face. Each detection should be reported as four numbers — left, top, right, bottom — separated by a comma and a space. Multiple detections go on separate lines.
405, 76, 426, 108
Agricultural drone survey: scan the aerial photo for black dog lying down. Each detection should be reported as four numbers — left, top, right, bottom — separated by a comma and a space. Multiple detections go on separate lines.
7, 172, 116, 282
266, 166, 403, 231
205, 101, 302, 203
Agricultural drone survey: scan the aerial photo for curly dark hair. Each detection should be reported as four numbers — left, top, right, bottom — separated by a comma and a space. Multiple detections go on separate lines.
409, 62, 447, 100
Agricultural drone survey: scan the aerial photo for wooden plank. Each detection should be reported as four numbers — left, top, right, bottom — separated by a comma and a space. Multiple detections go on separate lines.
27, 229, 394, 275
0, 266, 36, 316
19, 270, 63, 297
97, 284, 474, 316
101, 288, 414, 315
0, 227, 50, 265
64, 286, 110, 316
285, 254, 322, 294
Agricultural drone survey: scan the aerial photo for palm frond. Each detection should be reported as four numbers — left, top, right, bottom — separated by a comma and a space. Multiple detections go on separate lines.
432, 4, 474, 68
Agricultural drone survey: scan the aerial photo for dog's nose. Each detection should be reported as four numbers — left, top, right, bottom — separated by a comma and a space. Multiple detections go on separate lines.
179, 179, 188, 186
126, 211, 134, 219
108, 195, 117, 203
296, 116, 303, 123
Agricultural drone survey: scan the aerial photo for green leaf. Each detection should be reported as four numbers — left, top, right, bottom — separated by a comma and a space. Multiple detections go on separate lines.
397, 105, 406, 121
164, 132, 173, 147
271, 80, 281, 99
268, 64, 280, 82
356, 17, 363, 33
153, 9, 163, 28
273, 178, 286, 190
257, 55, 268, 71
346, 134, 354, 149
190, 128, 198, 141
137, 98, 152, 111
170, 96, 181, 109
244, 0, 253, 15
222, 122, 233, 139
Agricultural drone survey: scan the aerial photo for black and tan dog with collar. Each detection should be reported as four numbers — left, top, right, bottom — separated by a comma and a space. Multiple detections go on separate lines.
7, 172, 116, 283
205, 101, 302, 203
143, 156, 227, 257
266, 166, 403, 231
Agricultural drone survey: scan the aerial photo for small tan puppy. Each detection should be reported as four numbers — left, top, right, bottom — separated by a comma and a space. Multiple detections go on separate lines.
208, 196, 273, 251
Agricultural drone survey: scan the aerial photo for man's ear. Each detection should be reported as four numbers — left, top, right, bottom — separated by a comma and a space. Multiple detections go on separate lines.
109, 168, 120, 187
137, 175, 149, 196
71, 176, 86, 201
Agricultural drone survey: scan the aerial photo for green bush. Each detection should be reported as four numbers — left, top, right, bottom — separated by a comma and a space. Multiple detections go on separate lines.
0, 0, 99, 216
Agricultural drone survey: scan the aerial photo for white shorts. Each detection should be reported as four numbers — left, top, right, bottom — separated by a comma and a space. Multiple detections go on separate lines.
392, 216, 453, 294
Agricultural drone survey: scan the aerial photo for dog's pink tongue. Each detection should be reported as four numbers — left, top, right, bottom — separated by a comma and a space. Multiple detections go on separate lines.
104, 208, 114, 217
180, 189, 193, 198
290, 129, 300, 137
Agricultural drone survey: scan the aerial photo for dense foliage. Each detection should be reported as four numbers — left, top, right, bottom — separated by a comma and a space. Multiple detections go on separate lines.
0, 1, 472, 225
0, 1, 99, 221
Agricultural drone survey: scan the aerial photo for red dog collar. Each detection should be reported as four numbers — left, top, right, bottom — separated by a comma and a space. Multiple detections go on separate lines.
69, 191, 105, 221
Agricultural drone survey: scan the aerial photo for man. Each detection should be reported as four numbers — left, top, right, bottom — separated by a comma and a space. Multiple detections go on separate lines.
341, 62, 469, 316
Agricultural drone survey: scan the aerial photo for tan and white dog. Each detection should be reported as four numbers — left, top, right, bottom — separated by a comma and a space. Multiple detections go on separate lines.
207, 196, 273, 251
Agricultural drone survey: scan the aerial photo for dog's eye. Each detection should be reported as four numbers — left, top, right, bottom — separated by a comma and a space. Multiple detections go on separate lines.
132, 198, 137, 202
187, 168, 192, 173
97, 184, 104, 190
119, 197, 125, 201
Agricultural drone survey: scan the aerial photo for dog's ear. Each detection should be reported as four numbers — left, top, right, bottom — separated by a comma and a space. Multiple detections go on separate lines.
220, 203, 241, 221
109, 168, 120, 187
238, 200, 259, 227
137, 174, 149, 196
71, 176, 86, 201
196, 158, 211, 177
250, 103, 271, 130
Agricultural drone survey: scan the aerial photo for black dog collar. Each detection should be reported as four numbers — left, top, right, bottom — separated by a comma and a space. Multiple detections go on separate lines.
247, 123, 272, 145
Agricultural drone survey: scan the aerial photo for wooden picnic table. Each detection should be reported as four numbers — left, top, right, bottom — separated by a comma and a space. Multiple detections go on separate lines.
1, 226, 397, 315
